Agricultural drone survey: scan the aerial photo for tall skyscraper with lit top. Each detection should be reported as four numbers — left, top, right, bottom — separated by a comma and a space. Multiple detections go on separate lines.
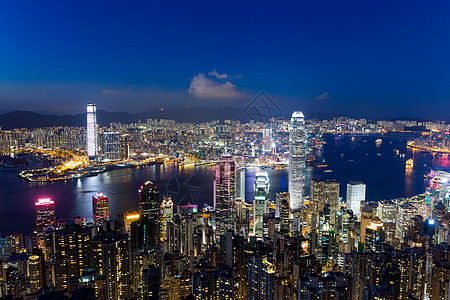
92, 192, 110, 226
86, 103, 98, 160
35, 198, 56, 233
214, 153, 236, 237
289, 111, 306, 211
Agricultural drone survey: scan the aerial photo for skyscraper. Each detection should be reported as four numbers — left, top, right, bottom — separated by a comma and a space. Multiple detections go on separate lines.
28, 255, 44, 293
214, 153, 236, 237
86, 103, 98, 160
288, 111, 306, 211
236, 168, 246, 201
91, 228, 131, 299
310, 179, 340, 228
346, 181, 366, 219
160, 196, 173, 242
138, 181, 160, 220
120, 134, 130, 159
92, 192, 110, 226
54, 224, 92, 290
35, 198, 56, 233
103, 131, 121, 161
137, 181, 161, 247
276, 192, 290, 233
253, 171, 269, 237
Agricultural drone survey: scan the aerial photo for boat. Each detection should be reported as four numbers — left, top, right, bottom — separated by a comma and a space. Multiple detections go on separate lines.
376, 139, 382, 145
406, 159, 414, 167
317, 164, 328, 168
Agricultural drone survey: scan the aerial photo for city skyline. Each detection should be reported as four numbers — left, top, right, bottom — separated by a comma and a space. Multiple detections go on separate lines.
2, 1, 450, 299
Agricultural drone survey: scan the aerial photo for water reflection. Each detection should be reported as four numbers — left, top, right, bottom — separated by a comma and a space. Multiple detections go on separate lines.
2, 134, 450, 234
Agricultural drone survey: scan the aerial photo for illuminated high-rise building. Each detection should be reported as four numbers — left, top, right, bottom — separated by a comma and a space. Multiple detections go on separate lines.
138, 181, 160, 219
236, 168, 246, 201
262, 128, 272, 152
54, 224, 92, 290
310, 179, 340, 228
276, 192, 290, 233
137, 181, 161, 247
346, 181, 366, 219
103, 131, 121, 161
123, 212, 140, 235
288, 111, 306, 211
92, 192, 110, 226
120, 134, 130, 159
214, 153, 236, 237
253, 171, 269, 237
160, 196, 173, 242
91, 228, 131, 299
28, 252, 45, 293
86, 103, 98, 160
35, 198, 56, 233
248, 253, 275, 300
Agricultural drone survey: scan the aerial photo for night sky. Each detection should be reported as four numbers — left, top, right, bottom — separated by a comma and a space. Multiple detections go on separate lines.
0, 0, 449, 118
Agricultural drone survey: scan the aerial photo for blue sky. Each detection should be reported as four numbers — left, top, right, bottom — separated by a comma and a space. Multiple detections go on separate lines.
0, 0, 449, 118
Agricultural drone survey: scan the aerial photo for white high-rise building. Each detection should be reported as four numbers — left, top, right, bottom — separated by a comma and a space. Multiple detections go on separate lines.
236, 168, 246, 201
86, 103, 98, 160
289, 111, 306, 211
346, 181, 366, 219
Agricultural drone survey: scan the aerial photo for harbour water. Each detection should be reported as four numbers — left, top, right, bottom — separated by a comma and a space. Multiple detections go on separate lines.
1, 133, 450, 234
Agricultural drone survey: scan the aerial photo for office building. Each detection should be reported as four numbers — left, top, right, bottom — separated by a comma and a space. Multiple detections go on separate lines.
138, 181, 160, 220
310, 179, 340, 228
103, 131, 121, 161
214, 153, 236, 237
28, 255, 44, 293
120, 134, 130, 159
137, 181, 161, 248
86, 103, 98, 160
253, 171, 269, 237
236, 168, 246, 201
54, 224, 92, 290
35, 198, 56, 233
276, 192, 290, 233
91, 228, 132, 299
346, 181, 366, 219
92, 192, 110, 226
160, 196, 173, 242
289, 111, 306, 211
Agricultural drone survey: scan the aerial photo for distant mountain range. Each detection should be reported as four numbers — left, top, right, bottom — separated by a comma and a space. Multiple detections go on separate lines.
0, 108, 438, 130
0, 107, 249, 129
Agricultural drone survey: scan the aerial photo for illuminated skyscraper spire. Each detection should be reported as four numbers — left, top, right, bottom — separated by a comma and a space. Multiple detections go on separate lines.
86, 103, 98, 160
289, 111, 306, 211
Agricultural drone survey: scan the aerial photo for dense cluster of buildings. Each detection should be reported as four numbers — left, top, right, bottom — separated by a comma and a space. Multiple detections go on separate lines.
2, 107, 450, 299
3, 105, 450, 165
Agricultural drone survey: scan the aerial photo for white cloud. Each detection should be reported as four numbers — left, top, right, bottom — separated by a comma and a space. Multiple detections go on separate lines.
208, 69, 228, 79
188, 73, 244, 99
315, 92, 330, 100
101, 89, 125, 95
